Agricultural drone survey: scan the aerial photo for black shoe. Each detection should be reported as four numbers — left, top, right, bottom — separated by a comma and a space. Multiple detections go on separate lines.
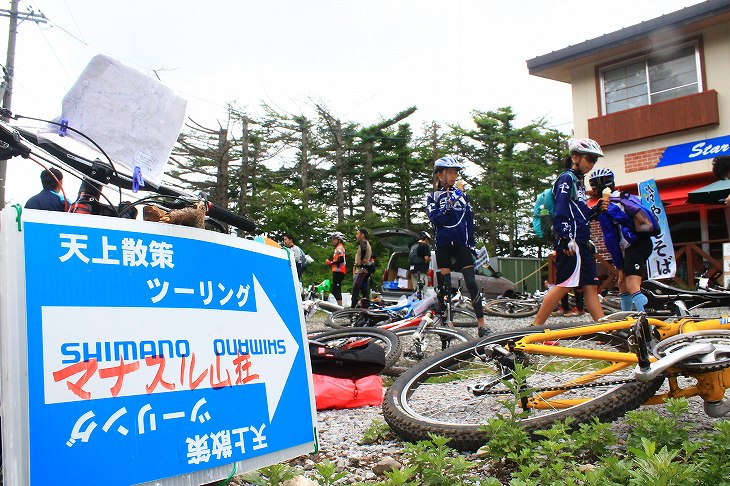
477, 327, 491, 338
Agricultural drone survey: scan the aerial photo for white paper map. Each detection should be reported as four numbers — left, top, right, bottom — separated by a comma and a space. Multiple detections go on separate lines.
59, 54, 187, 185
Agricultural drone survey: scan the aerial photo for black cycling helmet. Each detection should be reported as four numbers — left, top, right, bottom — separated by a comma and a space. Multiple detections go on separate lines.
419, 231, 431, 241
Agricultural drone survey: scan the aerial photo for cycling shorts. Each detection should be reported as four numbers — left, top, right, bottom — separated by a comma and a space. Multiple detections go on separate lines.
623, 237, 653, 277
435, 244, 473, 272
555, 242, 599, 287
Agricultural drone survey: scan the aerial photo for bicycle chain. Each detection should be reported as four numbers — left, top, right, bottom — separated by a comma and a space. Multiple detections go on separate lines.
476, 377, 639, 395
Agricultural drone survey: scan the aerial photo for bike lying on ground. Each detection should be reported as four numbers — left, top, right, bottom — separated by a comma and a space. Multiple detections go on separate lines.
326, 289, 477, 329
482, 288, 623, 318
301, 280, 346, 321
383, 280, 730, 451
313, 293, 472, 376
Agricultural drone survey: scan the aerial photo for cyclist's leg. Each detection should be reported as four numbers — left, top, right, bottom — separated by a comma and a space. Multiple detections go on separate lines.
460, 265, 488, 334
435, 245, 454, 324
437, 270, 453, 324
617, 270, 633, 311
624, 238, 652, 311
578, 244, 604, 321
533, 285, 570, 325
331, 271, 345, 306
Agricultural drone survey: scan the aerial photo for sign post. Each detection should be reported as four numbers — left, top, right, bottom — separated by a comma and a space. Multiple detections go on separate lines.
0, 208, 316, 485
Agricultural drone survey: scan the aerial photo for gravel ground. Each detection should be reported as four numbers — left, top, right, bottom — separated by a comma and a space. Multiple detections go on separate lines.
231, 306, 730, 485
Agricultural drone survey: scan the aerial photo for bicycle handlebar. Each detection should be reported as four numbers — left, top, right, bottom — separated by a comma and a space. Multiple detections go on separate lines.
2, 121, 256, 233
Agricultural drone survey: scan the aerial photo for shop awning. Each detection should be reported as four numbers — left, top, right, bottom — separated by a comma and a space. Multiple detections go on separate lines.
687, 179, 730, 205
658, 180, 712, 206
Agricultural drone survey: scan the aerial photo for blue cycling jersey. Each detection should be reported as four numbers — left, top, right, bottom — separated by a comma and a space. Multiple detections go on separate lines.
552, 169, 591, 243
426, 187, 475, 249
596, 190, 646, 268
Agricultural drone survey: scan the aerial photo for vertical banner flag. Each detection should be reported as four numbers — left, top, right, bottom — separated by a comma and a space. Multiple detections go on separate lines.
638, 179, 676, 279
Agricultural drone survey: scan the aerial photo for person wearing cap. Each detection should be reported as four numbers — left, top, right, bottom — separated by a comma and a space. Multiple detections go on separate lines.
427, 156, 489, 337
351, 228, 373, 307
408, 231, 432, 297
25, 167, 68, 212
532, 138, 606, 326
326, 232, 347, 306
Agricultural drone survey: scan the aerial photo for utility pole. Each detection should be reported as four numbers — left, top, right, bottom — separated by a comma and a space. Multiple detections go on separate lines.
0, 0, 47, 208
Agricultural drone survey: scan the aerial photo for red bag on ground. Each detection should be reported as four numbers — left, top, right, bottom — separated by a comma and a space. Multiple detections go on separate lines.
312, 373, 383, 410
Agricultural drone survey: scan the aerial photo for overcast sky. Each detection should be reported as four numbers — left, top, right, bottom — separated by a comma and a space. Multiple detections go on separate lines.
1, 0, 701, 206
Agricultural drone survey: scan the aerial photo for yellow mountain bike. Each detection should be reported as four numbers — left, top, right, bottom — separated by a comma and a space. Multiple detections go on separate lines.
383, 281, 730, 451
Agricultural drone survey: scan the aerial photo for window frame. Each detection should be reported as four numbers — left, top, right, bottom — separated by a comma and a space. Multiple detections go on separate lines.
599, 41, 703, 115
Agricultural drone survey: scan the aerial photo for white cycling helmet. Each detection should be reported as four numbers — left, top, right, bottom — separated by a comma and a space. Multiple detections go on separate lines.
330, 231, 345, 242
568, 138, 604, 158
589, 167, 615, 190
433, 156, 464, 173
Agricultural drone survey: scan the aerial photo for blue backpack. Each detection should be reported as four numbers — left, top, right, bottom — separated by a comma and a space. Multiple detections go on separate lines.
532, 172, 577, 242
610, 192, 661, 236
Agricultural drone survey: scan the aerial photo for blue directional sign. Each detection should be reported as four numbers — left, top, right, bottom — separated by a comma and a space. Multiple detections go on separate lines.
16, 210, 315, 485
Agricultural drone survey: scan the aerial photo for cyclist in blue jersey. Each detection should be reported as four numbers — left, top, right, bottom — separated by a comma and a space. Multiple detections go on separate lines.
589, 168, 652, 312
532, 139, 606, 326
427, 156, 489, 337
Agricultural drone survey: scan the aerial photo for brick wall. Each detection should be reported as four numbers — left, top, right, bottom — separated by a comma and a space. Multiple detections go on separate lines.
590, 220, 609, 260
624, 147, 666, 173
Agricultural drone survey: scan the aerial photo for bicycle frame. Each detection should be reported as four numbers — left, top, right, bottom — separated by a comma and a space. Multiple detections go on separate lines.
509, 314, 730, 412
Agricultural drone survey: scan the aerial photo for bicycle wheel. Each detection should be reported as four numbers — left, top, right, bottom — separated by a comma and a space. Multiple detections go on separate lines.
450, 308, 478, 327
326, 308, 390, 329
385, 327, 471, 376
382, 323, 664, 451
309, 328, 402, 371
601, 294, 623, 313
483, 298, 539, 318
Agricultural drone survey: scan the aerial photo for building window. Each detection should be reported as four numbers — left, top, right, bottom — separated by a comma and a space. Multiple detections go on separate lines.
601, 44, 701, 114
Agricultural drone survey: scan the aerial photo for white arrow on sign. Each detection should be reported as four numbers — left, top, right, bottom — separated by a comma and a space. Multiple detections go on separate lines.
42, 277, 302, 423
245, 274, 300, 421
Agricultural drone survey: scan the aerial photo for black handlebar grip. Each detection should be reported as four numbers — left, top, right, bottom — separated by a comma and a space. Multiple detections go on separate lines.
206, 202, 256, 233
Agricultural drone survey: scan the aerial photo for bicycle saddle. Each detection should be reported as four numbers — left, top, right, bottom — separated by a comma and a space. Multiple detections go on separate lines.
642, 279, 730, 312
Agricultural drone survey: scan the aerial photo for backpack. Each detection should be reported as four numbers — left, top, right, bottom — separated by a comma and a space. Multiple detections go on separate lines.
532, 172, 577, 243
610, 192, 661, 236
408, 243, 422, 266
308, 341, 386, 379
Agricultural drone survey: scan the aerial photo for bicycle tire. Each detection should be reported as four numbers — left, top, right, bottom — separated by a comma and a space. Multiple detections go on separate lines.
382, 322, 664, 451
308, 328, 402, 371
326, 308, 392, 329
483, 298, 539, 318
384, 327, 471, 376
601, 294, 622, 312
449, 308, 478, 327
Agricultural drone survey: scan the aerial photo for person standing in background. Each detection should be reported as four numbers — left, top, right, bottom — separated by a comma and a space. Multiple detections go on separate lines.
427, 156, 489, 337
409, 231, 432, 297
326, 232, 347, 306
282, 233, 304, 279
25, 167, 67, 212
351, 228, 373, 307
